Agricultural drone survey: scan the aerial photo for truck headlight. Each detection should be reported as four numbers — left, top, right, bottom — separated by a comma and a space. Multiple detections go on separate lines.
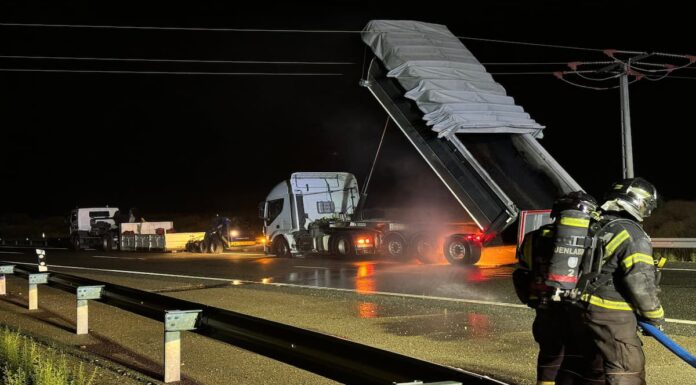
230, 230, 239, 237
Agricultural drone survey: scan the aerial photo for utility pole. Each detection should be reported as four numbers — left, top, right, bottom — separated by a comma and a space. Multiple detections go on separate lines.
619, 62, 634, 178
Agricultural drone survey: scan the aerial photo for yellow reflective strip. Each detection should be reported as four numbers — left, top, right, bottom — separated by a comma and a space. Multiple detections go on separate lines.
629, 187, 652, 198
605, 230, 630, 257
642, 307, 664, 319
657, 257, 667, 268
542, 229, 553, 236
580, 294, 634, 311
622, 253, 655, 269
559, 217, 590, 228
538, 382, 555, 385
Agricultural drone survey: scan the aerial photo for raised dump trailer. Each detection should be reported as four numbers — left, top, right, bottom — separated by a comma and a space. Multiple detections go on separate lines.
360, 20, 582, 261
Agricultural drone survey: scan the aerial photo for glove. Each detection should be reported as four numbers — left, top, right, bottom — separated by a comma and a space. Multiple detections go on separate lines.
639, 317, 665, 335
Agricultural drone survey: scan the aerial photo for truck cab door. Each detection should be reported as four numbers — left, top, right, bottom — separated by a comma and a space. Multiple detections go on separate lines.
264, 198, 292, 237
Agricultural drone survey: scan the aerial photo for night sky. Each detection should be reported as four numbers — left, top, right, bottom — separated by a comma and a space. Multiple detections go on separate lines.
1, 1, 694, 221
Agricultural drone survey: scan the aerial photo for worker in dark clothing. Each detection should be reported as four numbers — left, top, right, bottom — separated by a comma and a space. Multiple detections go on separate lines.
514, 224, 562, 385
559, 177, 664, 385
513, 192, 599, 385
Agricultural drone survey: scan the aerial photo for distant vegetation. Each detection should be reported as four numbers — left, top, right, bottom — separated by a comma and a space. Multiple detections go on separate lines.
0, 327, 96, 385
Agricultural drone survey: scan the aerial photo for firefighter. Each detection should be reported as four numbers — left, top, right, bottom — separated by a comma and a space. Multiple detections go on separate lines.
561, 177, 664, 385
513, 191, 598, 385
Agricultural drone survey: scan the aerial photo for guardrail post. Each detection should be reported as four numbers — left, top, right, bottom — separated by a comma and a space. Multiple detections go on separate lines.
76, 285, 104, 335
28, 273, 49, 310
164, 309, 201, 383
0, 265, 15, 295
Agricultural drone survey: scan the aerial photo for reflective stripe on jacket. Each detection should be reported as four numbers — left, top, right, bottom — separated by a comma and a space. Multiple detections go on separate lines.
580, 214, 663, 320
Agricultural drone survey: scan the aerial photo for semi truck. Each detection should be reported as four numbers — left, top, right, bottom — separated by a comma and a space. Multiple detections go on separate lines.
260, 172, 480, 263
260, 20, 584, 264
68, 207, 201, 252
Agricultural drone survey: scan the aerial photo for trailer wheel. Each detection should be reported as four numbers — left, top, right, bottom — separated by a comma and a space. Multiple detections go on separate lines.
443, 235, 482, 265
273, 237, 291, 258
332, 233, 355, 258
410, 234, 437, 264
382, 232, 407, 259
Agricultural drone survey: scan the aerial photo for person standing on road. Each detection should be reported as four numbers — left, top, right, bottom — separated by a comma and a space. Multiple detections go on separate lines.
560, 177, 664, 385
513, 192, 599, 385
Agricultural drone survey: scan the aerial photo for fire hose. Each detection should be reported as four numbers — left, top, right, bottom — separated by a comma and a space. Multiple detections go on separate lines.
638, 321, 696, 368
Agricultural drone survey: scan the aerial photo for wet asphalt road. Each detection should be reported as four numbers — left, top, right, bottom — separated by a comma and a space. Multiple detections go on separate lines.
1, 245, 695, 322
2, 245, 696, 385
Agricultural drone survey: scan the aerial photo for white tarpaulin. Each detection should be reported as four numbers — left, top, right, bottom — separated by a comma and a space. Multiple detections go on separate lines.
362, 20, 545, 137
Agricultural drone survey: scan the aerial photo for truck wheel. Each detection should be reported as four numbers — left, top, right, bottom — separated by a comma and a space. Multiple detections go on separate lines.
410, 234, 437, 264
101, 234, 113, 251
208, 239, 223, 254
332, 233, 355, 257
71, 235, 81, 251
273, 237, 291, 258
443, 235, 482, 265
382, 232, 407, 259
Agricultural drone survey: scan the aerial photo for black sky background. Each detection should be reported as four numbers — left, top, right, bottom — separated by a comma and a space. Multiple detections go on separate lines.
1, 1, 694, 221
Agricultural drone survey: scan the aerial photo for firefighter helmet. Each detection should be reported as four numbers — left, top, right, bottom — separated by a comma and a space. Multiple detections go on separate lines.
550, 191, 598, 219
603, 177, 658, 221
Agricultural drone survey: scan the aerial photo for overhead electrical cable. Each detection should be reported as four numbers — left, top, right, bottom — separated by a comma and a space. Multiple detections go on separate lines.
0, 54, 354, 65
0, 68, 344, 76
2, 21, 686, 57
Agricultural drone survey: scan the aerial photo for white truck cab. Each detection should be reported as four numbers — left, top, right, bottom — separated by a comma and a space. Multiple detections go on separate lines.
261, 172, 371, 257
68, 207, 120, 250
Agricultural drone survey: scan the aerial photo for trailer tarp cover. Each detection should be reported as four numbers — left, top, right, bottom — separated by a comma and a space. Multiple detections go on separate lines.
362, 20, 545, 138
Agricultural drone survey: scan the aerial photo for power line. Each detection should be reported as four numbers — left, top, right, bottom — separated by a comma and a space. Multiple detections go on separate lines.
1, 21, 683, 57
0, 22, 362, 34
0, 54, 354, 65
0, 55, 617, 67
0, 68, 343, 76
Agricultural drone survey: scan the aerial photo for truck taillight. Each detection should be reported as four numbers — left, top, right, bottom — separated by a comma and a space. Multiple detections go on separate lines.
356, 236, 372, 246
465, 233, 484, 243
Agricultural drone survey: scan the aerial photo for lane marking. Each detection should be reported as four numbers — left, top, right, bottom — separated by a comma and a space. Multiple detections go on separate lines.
663, 268, 696, 272
92, 255, 145, 260
0, 246, 67, 250
0, 251, 23, 254
3, 260, 696, 325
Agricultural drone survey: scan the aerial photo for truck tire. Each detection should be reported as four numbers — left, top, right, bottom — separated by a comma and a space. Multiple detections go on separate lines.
332, 233, 355, 258
443, 235, 482, 265
382, 232, 407, 259
70, 235, 81, 251
273, 236, 291, 258
101, 234, 113, 251
410, 233, 437, 264
208, 239, 224, 254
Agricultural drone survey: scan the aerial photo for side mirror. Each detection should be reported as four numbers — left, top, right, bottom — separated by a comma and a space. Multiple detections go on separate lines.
258, 202, 267, 219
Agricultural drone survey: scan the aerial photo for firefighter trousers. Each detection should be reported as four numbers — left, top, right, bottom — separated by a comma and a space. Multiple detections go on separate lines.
558, 306, 645, 385
586, 310, 646, 385
533, 306, 566, 384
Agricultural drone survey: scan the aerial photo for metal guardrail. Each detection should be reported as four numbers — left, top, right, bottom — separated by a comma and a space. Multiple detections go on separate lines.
0, 261, 506, 385
652, 238, 696, 249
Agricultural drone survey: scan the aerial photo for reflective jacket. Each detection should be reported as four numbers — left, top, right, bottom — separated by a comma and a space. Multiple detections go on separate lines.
580, 213, 664, 321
